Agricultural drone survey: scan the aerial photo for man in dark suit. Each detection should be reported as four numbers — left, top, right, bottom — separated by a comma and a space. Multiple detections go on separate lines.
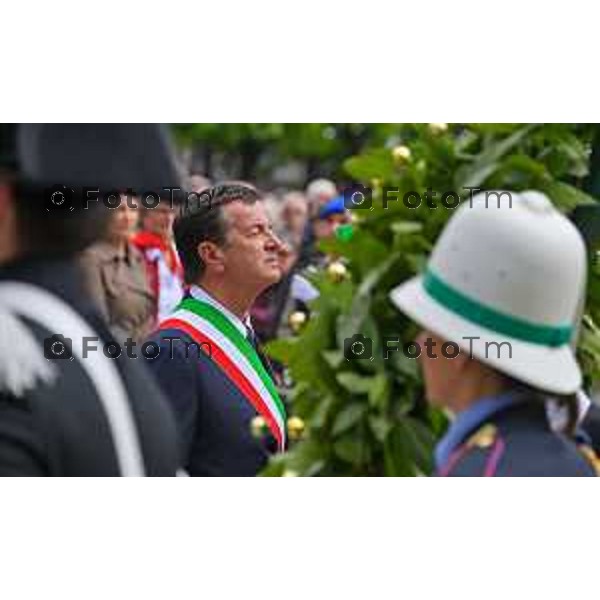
0, 124, 180, 476
144, 183, 288, 476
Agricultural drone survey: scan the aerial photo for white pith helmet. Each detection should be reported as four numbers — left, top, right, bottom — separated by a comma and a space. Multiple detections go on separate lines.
390, 190, 587, 395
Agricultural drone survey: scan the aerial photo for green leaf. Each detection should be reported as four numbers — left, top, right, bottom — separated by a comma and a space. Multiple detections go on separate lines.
321, 349, 344, 369
390, 350, 421, 381
264, 338, 297, 364
369, 416, 392, 443
390, 221, 423, 235
310, 394, 335, 429
285, 439, 329, 475
333, 437, 364, 465
344, 148, 397, 182
539, 180, 597, 213
336, 372, 375, 394
455, 123, 539, 189
368, 372, 391, 411
398, 417, 436, 474
332, 403, 366, 436
383, 426, 416, 476
259, 454, 288, 477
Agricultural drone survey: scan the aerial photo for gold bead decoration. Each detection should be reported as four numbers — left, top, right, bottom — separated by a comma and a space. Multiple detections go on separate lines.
250, 415, 267, 439
326, 260, 348, 283
466, 424, 497, 449
287, 416, 306, 441
288, 311, 308, 334
391, 145, 411, 163
428, 123, 448, 134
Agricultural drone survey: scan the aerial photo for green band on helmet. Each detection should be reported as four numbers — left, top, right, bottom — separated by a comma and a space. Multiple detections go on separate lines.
423, 268, 573, 347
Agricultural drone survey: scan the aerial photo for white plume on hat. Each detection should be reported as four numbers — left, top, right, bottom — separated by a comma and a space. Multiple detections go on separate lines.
0, 308, 57, 397
390, 190, 586, 395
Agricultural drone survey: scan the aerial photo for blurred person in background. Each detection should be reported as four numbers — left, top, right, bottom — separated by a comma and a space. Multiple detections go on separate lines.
298, 178, 338, 269
132, 200, 184, 322
0, 124, 179, 476
80, 197, 155, 344
250, 229, 297, 343
313, 195, 351, 244
305, 178, 338, 217
261, 191, 283, 234
189, 172, 211, 193
280, 191, 308, 250
254, 194, 349, 342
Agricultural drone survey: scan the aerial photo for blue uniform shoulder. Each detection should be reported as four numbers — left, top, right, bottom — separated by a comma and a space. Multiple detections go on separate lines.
442, 405, 597, 477
440, 415, 600, 477
440, 425, 504, 476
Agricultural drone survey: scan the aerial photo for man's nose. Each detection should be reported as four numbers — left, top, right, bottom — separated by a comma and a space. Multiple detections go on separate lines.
266, 229, 284, 250
277, 241, 293, 261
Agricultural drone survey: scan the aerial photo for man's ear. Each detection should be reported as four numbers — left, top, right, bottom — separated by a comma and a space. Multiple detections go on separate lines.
197, 240, 226, 274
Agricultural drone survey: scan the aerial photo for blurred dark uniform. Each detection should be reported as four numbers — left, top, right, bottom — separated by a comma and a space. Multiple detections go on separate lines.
435, 391, 598, 477
0, 124, 180, 476
0, 258, 178, 475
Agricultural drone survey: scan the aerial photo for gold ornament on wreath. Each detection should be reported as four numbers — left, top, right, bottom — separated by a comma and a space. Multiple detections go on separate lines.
250, 415, 267, 439
391, 145, 411, 164
288, 311, 308, 334
428, 123, 448, 134
326, 260, 349, 283
287, 416, 306, 441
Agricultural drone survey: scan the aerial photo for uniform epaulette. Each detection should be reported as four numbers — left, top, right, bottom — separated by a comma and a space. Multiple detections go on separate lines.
439, 424, 505, 476
578, 444, 600, 476
0, 306, 57, 397
466, 424, 498, 449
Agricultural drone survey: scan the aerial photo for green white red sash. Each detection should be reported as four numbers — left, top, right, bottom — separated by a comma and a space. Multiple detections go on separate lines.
160, 297, 286, 450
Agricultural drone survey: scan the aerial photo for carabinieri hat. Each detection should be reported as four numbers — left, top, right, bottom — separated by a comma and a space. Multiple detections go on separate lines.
0, 123, 185, 200
390, 190, 587, 395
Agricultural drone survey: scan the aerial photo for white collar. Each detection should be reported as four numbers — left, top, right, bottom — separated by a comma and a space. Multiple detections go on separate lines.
189, 284, 252, 337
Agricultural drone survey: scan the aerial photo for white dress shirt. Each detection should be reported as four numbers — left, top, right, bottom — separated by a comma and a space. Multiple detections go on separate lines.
189, 284, 253, 338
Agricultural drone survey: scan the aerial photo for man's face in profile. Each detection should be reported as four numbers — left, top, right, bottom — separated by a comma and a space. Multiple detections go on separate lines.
220, 200, 285, 291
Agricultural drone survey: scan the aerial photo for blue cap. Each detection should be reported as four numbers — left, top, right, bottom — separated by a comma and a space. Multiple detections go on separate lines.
318, 195, 346, 220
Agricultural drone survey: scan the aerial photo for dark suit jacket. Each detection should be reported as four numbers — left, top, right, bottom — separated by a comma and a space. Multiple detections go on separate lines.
580, 403, 600, 454
443, 402, 596, 477
144, 326, 277, 476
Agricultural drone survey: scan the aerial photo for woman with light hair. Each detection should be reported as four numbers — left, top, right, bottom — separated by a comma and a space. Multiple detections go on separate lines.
280, 191, 308, 249
305, 178, 337, 216
391, 190, 599, 476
